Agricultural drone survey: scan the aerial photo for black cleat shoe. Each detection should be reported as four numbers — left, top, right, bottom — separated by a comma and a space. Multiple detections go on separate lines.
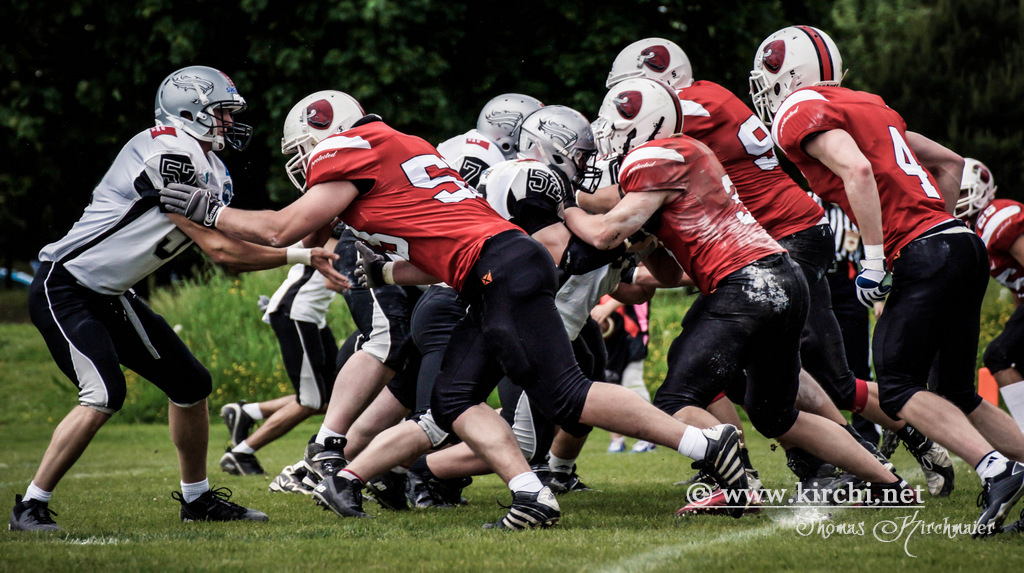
312, 475, 372, 518
535, 465, 593, 495
675, 468, 716, 487
220, 402, 255, 448
845, 424, 896, 473
866, 478, 919, 507
692, 424, 748, 518
220, 449, 265, 476
907, 439, 954, 497
9, 495, 60, 531
269, 461, 315, 495
173, 487, 268, 522
1002, 508, 1024, 533
975, 460, 1024, 537
482, 487, 560, 530
879, 429, 900, 459
302, 435, 348, 489
366, 470, 410, 511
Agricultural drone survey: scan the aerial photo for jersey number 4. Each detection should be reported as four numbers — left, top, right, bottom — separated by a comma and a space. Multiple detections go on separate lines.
889, 127, 940, 200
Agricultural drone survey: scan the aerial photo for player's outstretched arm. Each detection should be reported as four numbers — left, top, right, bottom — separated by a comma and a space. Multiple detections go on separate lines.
564, 191, 667, 250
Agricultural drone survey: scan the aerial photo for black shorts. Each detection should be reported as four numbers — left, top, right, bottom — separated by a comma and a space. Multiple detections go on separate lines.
873, 225, 988, 418
28, 262, 211, 413
778, 224, 859, 409
984, 303, 1024, 374
334, 229, 419, 371
430, 231, 593, 435
653, 253, 808, 438
269, 313, 337, 409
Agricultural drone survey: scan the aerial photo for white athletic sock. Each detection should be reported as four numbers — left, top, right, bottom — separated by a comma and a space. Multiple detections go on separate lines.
1000, 380, 1024, 433
677, 425, 709, 460
180, 478, 210, 504
508, 471, 545, 494
242, 402, 264, 421
976, 450, 1009, 481
232, 440, 256, 455
316, 426, 345, 445
548, 453, 576, 473
24, 482, 52, 504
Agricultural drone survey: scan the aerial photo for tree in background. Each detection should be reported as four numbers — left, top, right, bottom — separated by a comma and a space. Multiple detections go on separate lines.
3, 0, 1010, 279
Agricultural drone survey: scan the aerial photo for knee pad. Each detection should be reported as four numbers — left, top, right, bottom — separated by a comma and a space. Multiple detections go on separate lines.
413, 410, 455, 449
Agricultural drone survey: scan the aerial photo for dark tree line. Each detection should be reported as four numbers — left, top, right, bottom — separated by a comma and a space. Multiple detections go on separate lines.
2, 0, 1016, 282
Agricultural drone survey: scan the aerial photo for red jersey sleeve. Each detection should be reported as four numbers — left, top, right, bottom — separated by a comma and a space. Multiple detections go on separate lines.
305, 134, 381, 188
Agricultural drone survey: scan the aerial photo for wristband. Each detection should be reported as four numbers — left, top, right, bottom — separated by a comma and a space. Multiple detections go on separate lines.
864, 243, 885, 261
286, 247, 313, 266
211, 204, 224, 228
381, 262, 395, 285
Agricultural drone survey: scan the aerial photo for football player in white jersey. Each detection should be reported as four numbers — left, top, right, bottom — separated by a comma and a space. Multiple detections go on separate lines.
11, 66, 343, 531
436, 93, 543, 189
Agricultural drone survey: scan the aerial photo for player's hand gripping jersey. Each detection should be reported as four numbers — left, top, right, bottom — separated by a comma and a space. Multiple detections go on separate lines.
304, 118, 521, 291
676, 80, 824, 239
976, 198, 1024, 296
618, 136, 783, 293
38, 125, 232, 295
772, 86, 952, 265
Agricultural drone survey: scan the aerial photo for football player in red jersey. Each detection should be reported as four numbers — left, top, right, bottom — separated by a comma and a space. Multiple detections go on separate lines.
751, 25, 1024, 534
160, 92, 753, 528
955, 159, 1024, 434
606, 38, 956, 495
564, 77, 906, 510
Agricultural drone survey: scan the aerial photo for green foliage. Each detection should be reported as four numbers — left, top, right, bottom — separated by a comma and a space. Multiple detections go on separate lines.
831, 0, 1024, 200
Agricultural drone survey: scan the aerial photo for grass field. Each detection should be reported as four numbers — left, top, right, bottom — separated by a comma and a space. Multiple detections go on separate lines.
2, 283, 1024, 571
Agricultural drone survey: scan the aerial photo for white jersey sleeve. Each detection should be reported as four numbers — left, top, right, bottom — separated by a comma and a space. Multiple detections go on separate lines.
436, 129, 507, 190
38, 125, 233, 295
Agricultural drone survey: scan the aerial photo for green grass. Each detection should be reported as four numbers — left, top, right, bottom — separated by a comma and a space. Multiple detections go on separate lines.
1, 277, 1024, 571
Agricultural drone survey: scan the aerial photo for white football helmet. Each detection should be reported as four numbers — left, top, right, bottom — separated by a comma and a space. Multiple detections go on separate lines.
956, 158, 997, 220
517, 105, 601, 193
476, 93, 544, 160
154, 65, 252, 151
281, 90, 365, 191
606, 37, 693, 89
749, 25, 844, 125
591, 77, 682, 160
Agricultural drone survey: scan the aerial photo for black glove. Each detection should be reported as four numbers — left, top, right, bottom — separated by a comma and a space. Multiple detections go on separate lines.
354, 242, 391, 288
160, 183, 223, 227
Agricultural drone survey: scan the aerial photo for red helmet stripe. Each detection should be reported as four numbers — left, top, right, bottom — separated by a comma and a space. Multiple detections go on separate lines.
796, 25, 835, 81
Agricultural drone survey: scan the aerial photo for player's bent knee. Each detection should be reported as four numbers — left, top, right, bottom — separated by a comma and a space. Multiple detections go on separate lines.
747, 407, 799, 439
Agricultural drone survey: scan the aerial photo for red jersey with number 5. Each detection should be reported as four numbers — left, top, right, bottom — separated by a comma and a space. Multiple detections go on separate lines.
304, 119, 521, 290
677, 80, 823, 240
976, 198, 1024, 296
618, 135, 783, 294
772, 86, 951, 266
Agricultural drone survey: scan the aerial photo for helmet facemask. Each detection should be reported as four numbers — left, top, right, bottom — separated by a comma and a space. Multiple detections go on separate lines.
955, 158, 997, 220
155, 66, 252, 151
594, 78, 683, 161
517, 106, 600, 194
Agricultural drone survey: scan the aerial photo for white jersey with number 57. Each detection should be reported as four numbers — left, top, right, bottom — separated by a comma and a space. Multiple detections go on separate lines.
38, 125, 232, 295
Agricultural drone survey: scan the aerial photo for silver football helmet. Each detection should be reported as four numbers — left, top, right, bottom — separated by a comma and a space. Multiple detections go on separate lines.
281, 90, 366, 191
476, 93, 544, 160
592, 78, 682, 160
606, 37, 693, 89
154, 65, 252, 151
956, 158, 997, 220
749, 25, 844, 125
517, 105, 601, 193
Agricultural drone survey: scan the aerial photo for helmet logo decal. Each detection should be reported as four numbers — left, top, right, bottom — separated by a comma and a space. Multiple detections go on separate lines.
978, 166, 991, 183
613, 91, 643, 120
171, 74, 215, 105
537, 119, 577, 150
306, 99, 334, 129
762, 40, 786, 74
639, 45, 671, 72
486, 110, 524, 135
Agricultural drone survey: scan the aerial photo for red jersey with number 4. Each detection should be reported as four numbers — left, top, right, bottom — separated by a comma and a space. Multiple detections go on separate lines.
976, 198, 1024, 296
618, 135, 783, 294
305, 119, 521, 290
772, 86, 951, 266
677, 80, 823, 239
